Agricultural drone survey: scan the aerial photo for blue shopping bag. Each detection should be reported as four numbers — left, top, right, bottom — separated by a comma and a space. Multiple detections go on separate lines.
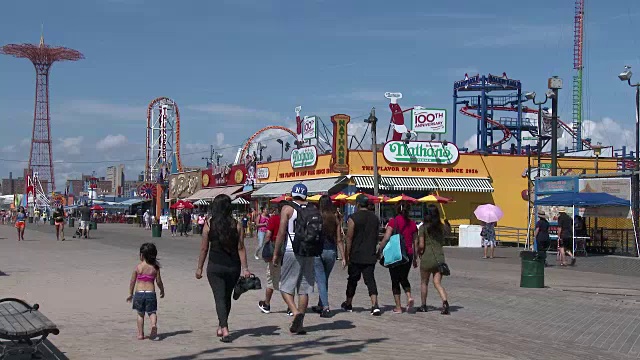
381, 222, 409, 268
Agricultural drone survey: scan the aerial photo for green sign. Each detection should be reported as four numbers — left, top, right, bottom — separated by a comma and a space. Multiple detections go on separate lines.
290, 146, 318, 168
382, 141, 459, 164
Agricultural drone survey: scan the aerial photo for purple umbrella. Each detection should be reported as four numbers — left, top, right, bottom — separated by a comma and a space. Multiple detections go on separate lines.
473, 204, 504, 223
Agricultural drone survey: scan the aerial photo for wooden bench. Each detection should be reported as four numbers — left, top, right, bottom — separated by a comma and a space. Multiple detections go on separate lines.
0, 298, 59, 359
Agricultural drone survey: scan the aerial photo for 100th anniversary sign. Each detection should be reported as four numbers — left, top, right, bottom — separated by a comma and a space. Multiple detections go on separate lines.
383, 141, 459, 164
291, 146, 318, 168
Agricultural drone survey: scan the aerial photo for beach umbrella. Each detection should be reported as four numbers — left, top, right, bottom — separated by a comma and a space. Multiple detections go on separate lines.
306, 194, 322, 202
270, 195, 291, 203
90, 204, 104, 211
171, 199, 194, 210
386, 194, 418, 203
345, 193, 380, 203
473, 204, 504, 223
418, 195, 453, 204
331, 193, 347, 201
378, 195, 392, 202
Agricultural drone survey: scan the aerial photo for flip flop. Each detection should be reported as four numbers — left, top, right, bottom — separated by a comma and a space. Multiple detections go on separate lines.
220, 336, 231, 343
149, 326, 157, 340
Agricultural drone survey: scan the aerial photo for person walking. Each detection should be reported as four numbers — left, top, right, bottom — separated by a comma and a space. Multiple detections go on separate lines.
198, 213, 206, 234
378, 201, 418, 313
417, 204, 450, 315
126, 243, 165, 340
254, 207, 270, 260
341, 194, 381, 316
53, 206, 66, 241
535, 211, 550, 253
15, 206, 27, 241
182, 210, 192, 237
557, 207, 576, 266
196, 194, 251, 343
143, 210, 151, 230
311, 195, 345, 318
272, 183, 323, 334
481, 221, 496, 259
79, 202, 92, 239
258, 204, 283, 314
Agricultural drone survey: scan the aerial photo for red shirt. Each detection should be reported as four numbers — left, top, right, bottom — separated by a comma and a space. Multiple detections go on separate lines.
266, 215, 281, 242
388, 216, 418, 255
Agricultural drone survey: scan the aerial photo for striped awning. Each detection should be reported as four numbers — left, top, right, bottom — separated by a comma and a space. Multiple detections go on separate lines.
352, 176, 493, 193
231, 197, 250, 205
252, 177, 346, 198
186, 186, 243, 201
193, 199, 210, 206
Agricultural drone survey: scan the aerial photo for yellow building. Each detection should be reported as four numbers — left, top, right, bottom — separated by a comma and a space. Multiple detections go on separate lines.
252, 147, 620, 237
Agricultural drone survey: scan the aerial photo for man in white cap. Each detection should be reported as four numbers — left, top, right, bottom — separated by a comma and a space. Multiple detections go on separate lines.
273, 183, 323, 334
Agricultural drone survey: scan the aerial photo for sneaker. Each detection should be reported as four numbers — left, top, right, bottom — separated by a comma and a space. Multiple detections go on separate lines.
320, 309, 331, 318
341, 302, 353, 312
311, 305, 323, 314
254, 255, 260, 260
258, 301, 271, 314
571, 257, 576, 266
416, 305, 428, 313
371, 306, 381, 316
286, 309, 294, 316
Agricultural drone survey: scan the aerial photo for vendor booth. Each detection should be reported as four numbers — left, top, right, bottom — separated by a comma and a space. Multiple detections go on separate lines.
532, 176, 638, 257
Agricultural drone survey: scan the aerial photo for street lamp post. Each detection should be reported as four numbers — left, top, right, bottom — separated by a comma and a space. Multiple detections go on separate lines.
618, 66, 640, 247
364, 107, 380, 218
547, 76, 563, 176
276, 139, 284, 160
525, 91, 553, 174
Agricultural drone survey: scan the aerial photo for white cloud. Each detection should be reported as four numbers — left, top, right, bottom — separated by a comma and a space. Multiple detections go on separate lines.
187, 103, 282, 121
58, 136, 84, 155
20, 138, 30, 147
63, 100, 144, 121
461, 117, 633, 153
1, 145, 16, 153
96, 134, 128, 151
216, 133, 225, 147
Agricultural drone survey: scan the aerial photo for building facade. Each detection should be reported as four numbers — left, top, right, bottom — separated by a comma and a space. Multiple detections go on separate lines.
106, 164, 125, 196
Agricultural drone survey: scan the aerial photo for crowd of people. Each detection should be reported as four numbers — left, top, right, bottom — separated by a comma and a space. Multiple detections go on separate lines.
127, 183, 452, 341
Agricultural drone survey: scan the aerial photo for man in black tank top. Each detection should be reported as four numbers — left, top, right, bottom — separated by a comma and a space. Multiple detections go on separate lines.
341, 195, 381, 316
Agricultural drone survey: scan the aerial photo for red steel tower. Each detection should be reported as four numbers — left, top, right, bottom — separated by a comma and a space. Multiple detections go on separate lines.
1, 35, 83, 193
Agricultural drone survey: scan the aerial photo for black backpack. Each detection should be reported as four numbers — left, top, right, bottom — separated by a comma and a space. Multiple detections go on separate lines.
288, 202, 323, 257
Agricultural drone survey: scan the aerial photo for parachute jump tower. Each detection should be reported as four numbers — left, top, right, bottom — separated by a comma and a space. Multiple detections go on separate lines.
1, 34, 84, 193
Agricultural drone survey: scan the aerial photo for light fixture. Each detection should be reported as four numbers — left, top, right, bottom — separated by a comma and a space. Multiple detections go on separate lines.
276, 139, 283, 145
545, 89, 555, 99
619, 65, 633, 82
443, 140, 449, 146
524, 91, 536, 100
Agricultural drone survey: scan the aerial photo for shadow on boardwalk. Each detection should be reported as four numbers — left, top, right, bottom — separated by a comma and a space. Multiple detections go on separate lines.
158, 322, 387, 360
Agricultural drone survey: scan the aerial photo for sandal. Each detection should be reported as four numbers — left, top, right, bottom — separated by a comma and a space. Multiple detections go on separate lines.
416, 305, 428, 312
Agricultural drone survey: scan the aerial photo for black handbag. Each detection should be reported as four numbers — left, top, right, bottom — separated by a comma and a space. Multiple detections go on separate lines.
261, 241, 274, 261
233, 274, 262, 300
428, 236, 450, 276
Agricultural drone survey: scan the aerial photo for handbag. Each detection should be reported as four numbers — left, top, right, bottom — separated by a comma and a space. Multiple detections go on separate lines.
261, 241, 275, 261
427, 235, 450, 276
233, 274, 262, 300
380, 218, 410, 268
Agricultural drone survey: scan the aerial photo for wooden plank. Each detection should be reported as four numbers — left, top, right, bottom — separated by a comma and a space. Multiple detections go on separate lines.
33, 312, 57, 330
22, 311, 48, 332
0, 303, 26, 336
5, 303, 32, 336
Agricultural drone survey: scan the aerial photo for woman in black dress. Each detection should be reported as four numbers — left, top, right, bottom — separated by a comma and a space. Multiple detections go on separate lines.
196, 194, 251, 342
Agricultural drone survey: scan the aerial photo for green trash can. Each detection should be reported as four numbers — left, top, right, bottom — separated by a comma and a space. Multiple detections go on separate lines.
28, 217, 34, 224
50, 218, 55, 226
520, 251, 546, 288
69, 218, 75, 227
152, 223, 162, 238
90, 221, 97, 230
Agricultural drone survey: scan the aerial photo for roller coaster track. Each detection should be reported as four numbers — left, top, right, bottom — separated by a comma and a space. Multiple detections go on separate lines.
460, 105, 591, 150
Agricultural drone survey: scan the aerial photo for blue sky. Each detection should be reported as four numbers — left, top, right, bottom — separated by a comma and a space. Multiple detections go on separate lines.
1, 0, 640, 188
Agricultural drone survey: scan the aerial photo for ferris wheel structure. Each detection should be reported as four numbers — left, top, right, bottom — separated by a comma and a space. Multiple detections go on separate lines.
145, 97, 183, 182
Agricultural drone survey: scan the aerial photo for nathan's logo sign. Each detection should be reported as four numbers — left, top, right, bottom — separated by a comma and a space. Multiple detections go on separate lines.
412, 109, 446, 134
213, 164, 231, 185
291, 146, 318, 169
331, 114, 350, 172
383, 141, 459, 164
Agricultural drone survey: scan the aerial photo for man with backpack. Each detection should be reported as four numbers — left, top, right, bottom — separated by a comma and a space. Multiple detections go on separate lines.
273, 183, 323, 334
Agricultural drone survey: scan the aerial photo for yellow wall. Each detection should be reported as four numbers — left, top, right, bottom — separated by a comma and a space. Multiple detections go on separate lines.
255, 150, 621, 230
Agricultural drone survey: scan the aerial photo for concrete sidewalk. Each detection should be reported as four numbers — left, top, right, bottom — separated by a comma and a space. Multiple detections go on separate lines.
2, 223, 640, 359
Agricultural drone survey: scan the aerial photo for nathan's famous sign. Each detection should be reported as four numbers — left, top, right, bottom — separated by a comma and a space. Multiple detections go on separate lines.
290, 146, 318, 169
383, 141, 459, 165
